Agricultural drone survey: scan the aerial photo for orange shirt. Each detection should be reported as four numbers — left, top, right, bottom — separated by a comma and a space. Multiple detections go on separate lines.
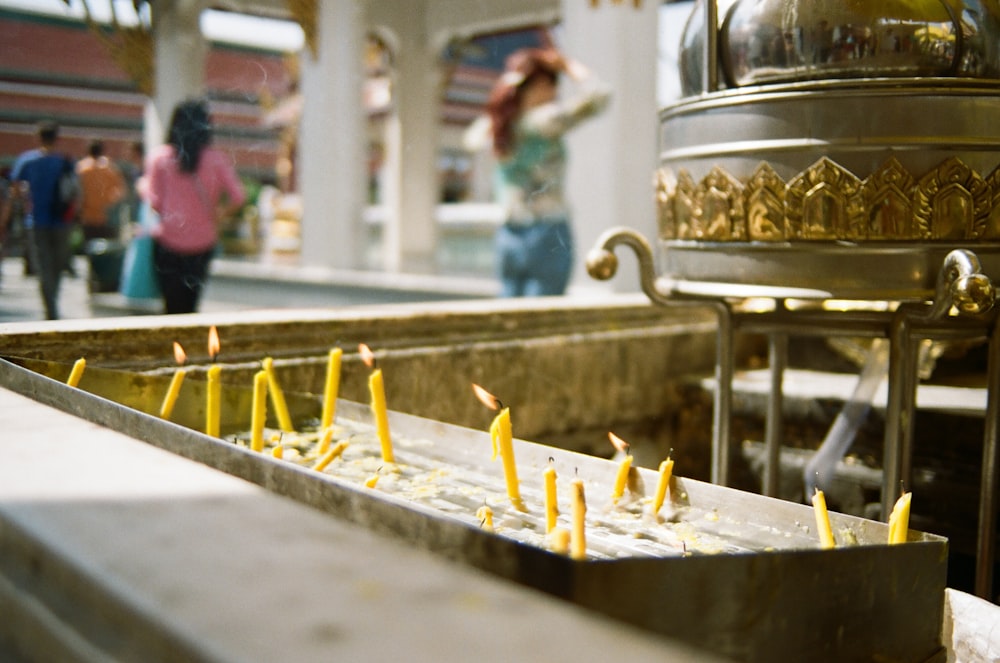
76, 156, 125, 226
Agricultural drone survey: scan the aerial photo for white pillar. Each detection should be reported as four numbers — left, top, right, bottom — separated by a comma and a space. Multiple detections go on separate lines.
148, 0, 207, 151
561, 0, 660, 294
380, 2, 441, 273
298, 0, 367, 269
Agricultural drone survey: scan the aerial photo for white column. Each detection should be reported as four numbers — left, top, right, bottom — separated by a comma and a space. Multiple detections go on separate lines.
298, 0, 367, 269
148, 0, 207, 151
381, 2, 441, 273
561, 0, 660, 294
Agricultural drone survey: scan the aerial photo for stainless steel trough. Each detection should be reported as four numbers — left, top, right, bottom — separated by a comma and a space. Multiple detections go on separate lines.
0, 356, 948, 663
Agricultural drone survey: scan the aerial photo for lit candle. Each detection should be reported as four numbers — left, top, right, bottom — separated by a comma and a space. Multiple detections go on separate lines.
609, 432, 632, 504
321, 347, 342, 432
207, 325, 221, 360
205, 364, 222, 437
159, 342, 187, 420
250, 369, 268, 452
360, 344, 394, 463
544, 459, 558, 534
472, 383, 523, 511
888, 491, 912, 545
652, 452, 674, 515
261, 357, 294, 433
476, 505, 494, 531
571, 477, 587, 560
548, 527, 570, 555
66, 358, 86, 387
812, 488, 836, 549
312, 440, 349, 472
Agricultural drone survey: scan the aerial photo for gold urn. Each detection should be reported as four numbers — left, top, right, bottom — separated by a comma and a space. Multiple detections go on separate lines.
653, 0, 1000, 300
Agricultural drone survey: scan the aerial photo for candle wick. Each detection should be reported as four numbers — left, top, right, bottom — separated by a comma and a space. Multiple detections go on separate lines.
548, 456, 554, 464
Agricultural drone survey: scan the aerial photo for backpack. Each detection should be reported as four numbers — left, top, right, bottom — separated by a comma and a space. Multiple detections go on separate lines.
53, 157, 79, 222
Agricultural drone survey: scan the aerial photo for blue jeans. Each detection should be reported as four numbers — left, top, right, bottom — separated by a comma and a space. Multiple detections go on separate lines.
496, 220, 573, 297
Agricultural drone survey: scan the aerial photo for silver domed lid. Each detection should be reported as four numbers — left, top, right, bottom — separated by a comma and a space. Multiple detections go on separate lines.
679, 0, 1000, 95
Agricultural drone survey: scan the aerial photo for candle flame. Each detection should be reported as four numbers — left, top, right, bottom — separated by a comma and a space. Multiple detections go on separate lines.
358, 343, 376, 369
173, 341, 187, 366
608, 431, 630, 454
207, 326, 220, 361
471, 383, 500, 411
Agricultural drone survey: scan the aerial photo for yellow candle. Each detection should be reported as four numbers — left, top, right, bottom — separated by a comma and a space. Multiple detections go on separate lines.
205, 364, 222, 437
261, 357, 294, 433
66, 358, 86, 387
369, 367, 395, 463
548, 527, 570, 555
652, 456, 674, 515
364, 472, 380, 489
312, 440, 349, 472
250, 369, 268, 452
321, 347, 342, 431
271, 445, 284, 459
608, 432, 632, 505
571, 478, 587, 560
812, 488, 836, 549
490, 407, 523, 510
888, 491, 912, 544
544, 462, 558, 533
612, 454, 633, 504
159, 369, 186, 420
316, 427, 335, 456
476, 505, 494, 531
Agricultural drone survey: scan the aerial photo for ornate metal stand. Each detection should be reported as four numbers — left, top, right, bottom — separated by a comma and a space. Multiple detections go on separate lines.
588, 227, 999, 600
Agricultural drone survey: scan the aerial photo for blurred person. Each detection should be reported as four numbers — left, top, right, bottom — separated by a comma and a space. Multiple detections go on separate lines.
0, 168, 11, 286
10, 120, 78, 319
143, 98, 245, 314
465, 47, 610, 297
77, 139, 126, 241
119, 140, 144, 224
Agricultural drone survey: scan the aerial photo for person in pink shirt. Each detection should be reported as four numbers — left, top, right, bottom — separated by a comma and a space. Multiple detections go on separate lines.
144, 98, 246, 313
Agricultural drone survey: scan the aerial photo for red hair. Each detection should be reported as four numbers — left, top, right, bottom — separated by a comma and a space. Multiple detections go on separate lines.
486, 48, 561, 158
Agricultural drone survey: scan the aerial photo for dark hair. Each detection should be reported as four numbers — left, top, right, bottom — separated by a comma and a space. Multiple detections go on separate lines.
167, 99, 212, 173
37, 121, 59, 146
87, 140, 104, 158
486, 48, 561, 158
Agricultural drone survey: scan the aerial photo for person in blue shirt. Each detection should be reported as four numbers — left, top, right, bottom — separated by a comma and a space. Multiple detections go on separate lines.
11, 121, 77, 320
465, 48, 610, 297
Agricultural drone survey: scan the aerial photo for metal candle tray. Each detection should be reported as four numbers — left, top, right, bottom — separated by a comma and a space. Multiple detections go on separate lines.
0, 357, 947, 663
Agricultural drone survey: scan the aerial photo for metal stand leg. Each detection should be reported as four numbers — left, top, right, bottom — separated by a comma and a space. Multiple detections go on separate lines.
882, 309, 917, 519
977, 319, 1000, 599
764, 330, 787, 497
712, 302, 734, 487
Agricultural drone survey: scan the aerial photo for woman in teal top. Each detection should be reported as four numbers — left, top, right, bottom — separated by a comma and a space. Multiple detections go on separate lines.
466, 48, 610, 296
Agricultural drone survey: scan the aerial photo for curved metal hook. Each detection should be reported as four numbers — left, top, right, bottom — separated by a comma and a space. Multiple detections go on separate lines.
928, 249, 995, 320
585, 227, 673, 306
